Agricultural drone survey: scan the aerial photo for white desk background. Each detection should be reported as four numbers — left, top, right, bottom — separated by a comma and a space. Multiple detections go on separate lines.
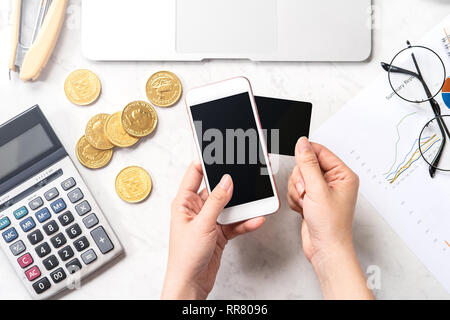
0, 0, 449, 300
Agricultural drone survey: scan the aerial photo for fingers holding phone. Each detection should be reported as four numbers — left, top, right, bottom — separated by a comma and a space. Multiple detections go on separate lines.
163, 161, 265, 300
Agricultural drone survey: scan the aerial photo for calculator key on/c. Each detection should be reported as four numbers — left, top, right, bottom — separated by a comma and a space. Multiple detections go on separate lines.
17, 253, 33, 269
50, 199, 66, 214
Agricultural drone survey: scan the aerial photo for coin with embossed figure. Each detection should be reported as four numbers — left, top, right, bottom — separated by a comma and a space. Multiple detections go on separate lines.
115, 166, 152, 203
146, 71, 182, 107
105, 112, 139, 148
121, 101, 158, 137
85, 113, 114, 150
64, 69, 101, 106
76, 136, 113, 169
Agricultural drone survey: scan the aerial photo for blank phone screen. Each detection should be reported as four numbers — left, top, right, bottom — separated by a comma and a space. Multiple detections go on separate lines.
191, 92, 274, 208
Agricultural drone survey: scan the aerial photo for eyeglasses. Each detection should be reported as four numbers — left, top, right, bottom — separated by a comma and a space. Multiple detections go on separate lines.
381, 41, 449, 178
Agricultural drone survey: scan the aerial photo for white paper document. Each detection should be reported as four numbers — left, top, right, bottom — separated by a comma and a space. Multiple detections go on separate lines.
313, 16, 450, 293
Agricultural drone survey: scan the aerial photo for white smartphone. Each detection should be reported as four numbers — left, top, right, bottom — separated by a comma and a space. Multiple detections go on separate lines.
185, 77, 280, 225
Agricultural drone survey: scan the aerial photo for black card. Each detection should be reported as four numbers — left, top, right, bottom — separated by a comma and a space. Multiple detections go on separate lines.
255, 96, 312, 156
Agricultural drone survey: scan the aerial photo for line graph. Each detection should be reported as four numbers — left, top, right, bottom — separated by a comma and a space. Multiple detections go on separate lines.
384, 111, 418, 175
386, 134, 440, 184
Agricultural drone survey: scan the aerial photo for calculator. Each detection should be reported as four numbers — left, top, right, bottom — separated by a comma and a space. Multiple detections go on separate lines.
0, 105, 123, 299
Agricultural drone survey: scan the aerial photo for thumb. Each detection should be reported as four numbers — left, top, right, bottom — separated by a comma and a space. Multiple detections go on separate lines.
295, 137, 327, 194
198, 174, 233, 226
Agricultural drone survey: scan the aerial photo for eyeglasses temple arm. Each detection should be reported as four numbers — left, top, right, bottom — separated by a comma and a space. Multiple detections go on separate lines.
380, 62, 421, 79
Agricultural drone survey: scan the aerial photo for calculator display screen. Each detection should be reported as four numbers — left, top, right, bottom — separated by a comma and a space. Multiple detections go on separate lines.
0, 125, 54, 181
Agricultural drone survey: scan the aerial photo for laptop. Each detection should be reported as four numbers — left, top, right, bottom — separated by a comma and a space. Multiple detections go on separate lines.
81, 0, 372, 62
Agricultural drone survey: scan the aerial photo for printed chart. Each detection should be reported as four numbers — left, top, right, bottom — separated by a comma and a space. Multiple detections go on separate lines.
313, 17, 450, 293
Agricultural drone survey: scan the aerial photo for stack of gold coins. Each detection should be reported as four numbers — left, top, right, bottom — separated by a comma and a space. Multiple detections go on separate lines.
67, 69, 183, 203
75, 101, 158, 170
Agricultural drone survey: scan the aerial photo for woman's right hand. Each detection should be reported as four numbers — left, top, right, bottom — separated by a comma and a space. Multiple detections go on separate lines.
287, 137, 374, 300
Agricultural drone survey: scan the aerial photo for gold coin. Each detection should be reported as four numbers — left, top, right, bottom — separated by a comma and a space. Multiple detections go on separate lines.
76, 135, 113, 169
115, 166, 152, 203
121, 101, 158, 137
85, 113, 115, 150
105, 112, 140, 148
64, 69, 101, 106
146, 71, 182, 107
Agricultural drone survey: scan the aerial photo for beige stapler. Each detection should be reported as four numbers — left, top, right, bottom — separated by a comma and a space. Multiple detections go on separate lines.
9, 0, 67, 81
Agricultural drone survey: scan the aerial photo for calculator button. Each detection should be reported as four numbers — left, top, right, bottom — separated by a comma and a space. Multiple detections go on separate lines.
20, 217, 36, 232
17, 253, 33, 269
50, 198, 66, 214
29, 197, 43, 210
10, 240, 26, 256
13, 206, 28, 219
35, 208, 51, 223
50, 233, 67, 249
43, 255, 59, 271
81, 249, 97, 265
66, 223, 82, 239
82, 213, 99, 229
50, 267, 67, 284
25, 266, 41, 281
27, 229, 44, 245
58, 211, 74, 227
74, 236, 90, 252
61, 178, 76, 191
66, 258, 82, 274
67, 188, 84, 204
75, 201, 91, 216
35, 242, 51, 258
91, 227, 114, 254
0, 217, 11, 230
2, 227, 18, 243
57, 245, 74, 261
44, 188, 59, 201
33, 277, 51, 294
43, 220, 59, 236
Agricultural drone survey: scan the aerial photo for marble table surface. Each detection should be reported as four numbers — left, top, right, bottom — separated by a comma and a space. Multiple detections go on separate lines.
0, 0, 449, 300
